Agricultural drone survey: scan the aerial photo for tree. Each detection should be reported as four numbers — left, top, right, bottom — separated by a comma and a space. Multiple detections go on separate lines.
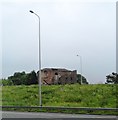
25, 71, 38, 85
77, 74, 89, 84
106, 72, 118, 84
7, 71, 38, 85
8, 73, 21, 85
2, 79, 13, 86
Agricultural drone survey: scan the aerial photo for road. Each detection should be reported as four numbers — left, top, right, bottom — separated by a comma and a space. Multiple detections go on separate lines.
1, 111, 117, 120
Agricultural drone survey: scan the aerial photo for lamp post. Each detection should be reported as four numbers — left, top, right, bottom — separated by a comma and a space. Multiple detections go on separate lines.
29, 10, 42, 106
77, 54, 82, 85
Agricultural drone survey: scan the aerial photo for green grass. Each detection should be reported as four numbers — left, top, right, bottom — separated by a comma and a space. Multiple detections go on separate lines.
2, 84, 118, 114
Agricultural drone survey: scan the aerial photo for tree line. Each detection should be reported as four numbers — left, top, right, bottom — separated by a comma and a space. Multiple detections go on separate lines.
2, 70, 89, 86
2, 71, 38, 86
2, 71, 117, 86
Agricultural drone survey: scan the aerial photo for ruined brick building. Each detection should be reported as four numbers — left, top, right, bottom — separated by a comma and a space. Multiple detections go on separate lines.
40, 68, 77, 85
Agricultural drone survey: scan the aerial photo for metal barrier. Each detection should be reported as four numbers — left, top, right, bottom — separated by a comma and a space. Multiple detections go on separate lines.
1, 106, 118, 111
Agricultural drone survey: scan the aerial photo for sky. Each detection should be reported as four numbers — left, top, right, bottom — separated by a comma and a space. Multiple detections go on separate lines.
0, 0, 116, 84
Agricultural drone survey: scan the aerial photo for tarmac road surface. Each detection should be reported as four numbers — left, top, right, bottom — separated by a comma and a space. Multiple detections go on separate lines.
1, 111, 118, 120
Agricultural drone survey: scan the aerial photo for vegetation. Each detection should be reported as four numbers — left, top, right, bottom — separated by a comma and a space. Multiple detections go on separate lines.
77, 74, 88, 84
2, 84, 117, 107
1, 71, 117, 114
2, 71, 89, 86
106, 72, 118, 84
2, 71, 38, 86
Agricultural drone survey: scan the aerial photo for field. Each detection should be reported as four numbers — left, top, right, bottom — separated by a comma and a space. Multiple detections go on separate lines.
2, 84, 118, 114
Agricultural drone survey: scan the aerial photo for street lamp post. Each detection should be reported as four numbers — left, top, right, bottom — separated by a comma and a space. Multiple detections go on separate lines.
77, 54, 82, 85
29, 10, 42, 107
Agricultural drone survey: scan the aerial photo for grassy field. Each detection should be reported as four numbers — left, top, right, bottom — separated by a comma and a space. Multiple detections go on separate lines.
2, 84, 118, 114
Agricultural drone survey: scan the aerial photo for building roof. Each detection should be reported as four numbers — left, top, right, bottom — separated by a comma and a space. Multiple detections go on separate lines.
41, 68, 73, 72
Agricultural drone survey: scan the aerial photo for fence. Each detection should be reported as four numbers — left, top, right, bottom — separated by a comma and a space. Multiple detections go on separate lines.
1, 106, 118, 111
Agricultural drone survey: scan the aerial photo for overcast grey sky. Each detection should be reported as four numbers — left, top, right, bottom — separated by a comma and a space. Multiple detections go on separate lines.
1, 0, 116, 83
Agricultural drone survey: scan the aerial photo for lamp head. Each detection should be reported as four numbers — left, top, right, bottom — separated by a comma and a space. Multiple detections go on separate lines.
29, 10, 34, 13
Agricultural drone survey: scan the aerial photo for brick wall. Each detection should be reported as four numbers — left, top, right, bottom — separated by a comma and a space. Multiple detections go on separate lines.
40, 68, 77, 85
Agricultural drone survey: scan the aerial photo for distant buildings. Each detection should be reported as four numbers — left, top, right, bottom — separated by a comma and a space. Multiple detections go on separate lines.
38, 68, 77, 85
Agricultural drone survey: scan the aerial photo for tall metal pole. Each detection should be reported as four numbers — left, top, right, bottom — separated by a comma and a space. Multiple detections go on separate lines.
77, 55, 82, 85
29, 10, 42, 106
